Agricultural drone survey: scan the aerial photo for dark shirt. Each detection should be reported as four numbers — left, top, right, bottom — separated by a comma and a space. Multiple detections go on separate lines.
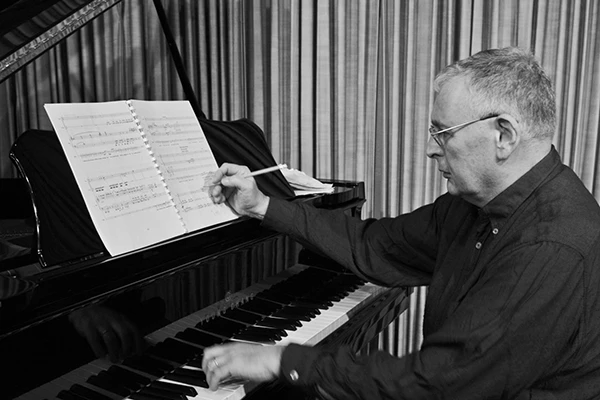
263, 147, 600, 399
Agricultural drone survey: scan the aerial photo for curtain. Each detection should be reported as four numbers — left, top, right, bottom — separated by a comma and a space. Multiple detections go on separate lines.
1, 0, 599, 356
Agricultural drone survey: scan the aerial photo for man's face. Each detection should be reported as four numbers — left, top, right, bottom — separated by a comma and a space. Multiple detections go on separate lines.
426, 77, 498, 205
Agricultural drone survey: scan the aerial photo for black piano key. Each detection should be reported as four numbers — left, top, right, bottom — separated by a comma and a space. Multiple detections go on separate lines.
327, 276, 362, 290
146, 338, 201, 364
69, 384, 113, 400
291, 298, 331, 310
185, 358, 204, 369
176, 327, 224, 347
306, 291, 345, 303
146, 344, 189, 364
287, 303, 322, 315
221, 308, 262, 324
173, 367, 208, 378
196, 316, 247, 337
164, 370, 209, 388
107, 365, 152, 386
123, 354, 174, 376
260, 290, 301, 302
299, 297, 334, 308
258, 290, 333, 308
164, 337, 204, 356
326, 281, 356, 292
244, 326, 286, 338
238, 298, 281, 314
98, 370, 140, 391
249, 295, 324, 315
255, 316, 299, 330
87, 373, 132, 397
57, 390, 88, 400
273, 280, 323, 294
129, 393, 163, 400
335, 274, 364, 285
138, 385, 188, 400
240, 298, 317, 321
254, 291, 304, 307
149, 380, 198, 396
232, 332, 277, 345
271, 308, 314, 321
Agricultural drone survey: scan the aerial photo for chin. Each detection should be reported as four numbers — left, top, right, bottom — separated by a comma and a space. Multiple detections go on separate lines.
446, 182, 463, 197
446, 181, 457, 194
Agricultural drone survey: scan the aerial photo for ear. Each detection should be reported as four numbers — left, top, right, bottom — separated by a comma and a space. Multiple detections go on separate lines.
494, 114, 520, 160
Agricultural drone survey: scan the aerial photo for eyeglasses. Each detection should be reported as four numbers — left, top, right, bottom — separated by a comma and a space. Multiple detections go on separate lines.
429, 114, 499, 147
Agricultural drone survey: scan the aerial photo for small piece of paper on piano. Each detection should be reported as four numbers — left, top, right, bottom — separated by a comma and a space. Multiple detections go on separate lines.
280, 166, 334, 196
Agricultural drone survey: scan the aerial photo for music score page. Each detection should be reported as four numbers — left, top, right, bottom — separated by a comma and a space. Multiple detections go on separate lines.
44, 100, 237, 256
131, 100, 237, 231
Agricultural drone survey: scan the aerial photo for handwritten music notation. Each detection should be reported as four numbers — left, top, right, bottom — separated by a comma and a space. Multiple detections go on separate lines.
69, 128, 140, 148
57, 110, 148, 163
84, 167, 174, 219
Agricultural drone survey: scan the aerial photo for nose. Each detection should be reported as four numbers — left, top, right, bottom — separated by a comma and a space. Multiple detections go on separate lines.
426, 135, 443, 158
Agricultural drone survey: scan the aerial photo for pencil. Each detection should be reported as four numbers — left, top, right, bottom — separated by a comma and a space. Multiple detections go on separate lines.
246, 163, 287, 177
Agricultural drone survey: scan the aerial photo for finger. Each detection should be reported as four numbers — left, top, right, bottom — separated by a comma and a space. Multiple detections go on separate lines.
220, 162, 250, 177
101, 329, 121, 363
207, 365, 223, 391
211, 186, 230, 205
211, 168, 226, 185
206, 356, 232, 391
220, 173, 255, 190
128, 330, 146, 356
202, 346, 223, 371
112, 320, 138, 358
209, 183, 223, 199
87, 329, 107, 359
202, 343, 239, 371
212, 163, 247, 184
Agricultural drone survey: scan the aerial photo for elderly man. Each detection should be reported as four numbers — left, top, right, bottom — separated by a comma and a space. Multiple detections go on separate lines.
203, 47, 600, 399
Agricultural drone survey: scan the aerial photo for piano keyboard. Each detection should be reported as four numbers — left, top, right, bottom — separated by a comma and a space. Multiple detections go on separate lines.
16, 264, 387, 400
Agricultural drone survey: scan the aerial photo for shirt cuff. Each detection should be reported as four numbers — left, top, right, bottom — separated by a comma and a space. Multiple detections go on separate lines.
262, 196, 295, 232
279, 343, 322, 387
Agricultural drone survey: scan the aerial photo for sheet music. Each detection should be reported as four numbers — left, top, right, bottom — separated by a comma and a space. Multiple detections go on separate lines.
45, 101, 185, 256
130, 100, 237, 231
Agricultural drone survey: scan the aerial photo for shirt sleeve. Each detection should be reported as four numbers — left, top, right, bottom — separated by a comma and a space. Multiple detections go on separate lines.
263, 196, 446, 287
278, 242, 584, 399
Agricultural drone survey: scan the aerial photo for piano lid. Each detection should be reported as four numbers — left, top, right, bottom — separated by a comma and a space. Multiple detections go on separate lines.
0, 0, 122, 83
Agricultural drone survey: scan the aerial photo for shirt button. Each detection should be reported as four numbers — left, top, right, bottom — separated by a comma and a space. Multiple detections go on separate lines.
289, 370, 299, 381
475, 242, 482, 249
492, 228, 498, 235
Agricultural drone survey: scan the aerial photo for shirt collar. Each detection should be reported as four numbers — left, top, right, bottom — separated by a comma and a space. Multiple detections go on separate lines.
481, 146, 563, 231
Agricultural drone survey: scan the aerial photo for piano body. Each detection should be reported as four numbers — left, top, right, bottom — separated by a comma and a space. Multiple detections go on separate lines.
0, 1, 412, 399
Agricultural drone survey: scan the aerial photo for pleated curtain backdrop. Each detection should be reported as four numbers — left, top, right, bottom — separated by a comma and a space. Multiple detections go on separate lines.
1, 0, 599, 356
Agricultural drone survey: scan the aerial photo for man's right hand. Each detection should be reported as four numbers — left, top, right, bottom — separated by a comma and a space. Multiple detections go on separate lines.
210, 163, 270, 220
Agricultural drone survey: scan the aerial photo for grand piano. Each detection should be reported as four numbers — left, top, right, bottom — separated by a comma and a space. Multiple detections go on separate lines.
0, 1, 411, 399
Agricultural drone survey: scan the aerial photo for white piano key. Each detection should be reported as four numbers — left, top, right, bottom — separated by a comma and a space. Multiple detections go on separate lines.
157, 377, 247, 400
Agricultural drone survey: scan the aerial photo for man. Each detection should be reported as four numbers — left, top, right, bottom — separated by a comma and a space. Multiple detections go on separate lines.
202, 47, 600, 399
